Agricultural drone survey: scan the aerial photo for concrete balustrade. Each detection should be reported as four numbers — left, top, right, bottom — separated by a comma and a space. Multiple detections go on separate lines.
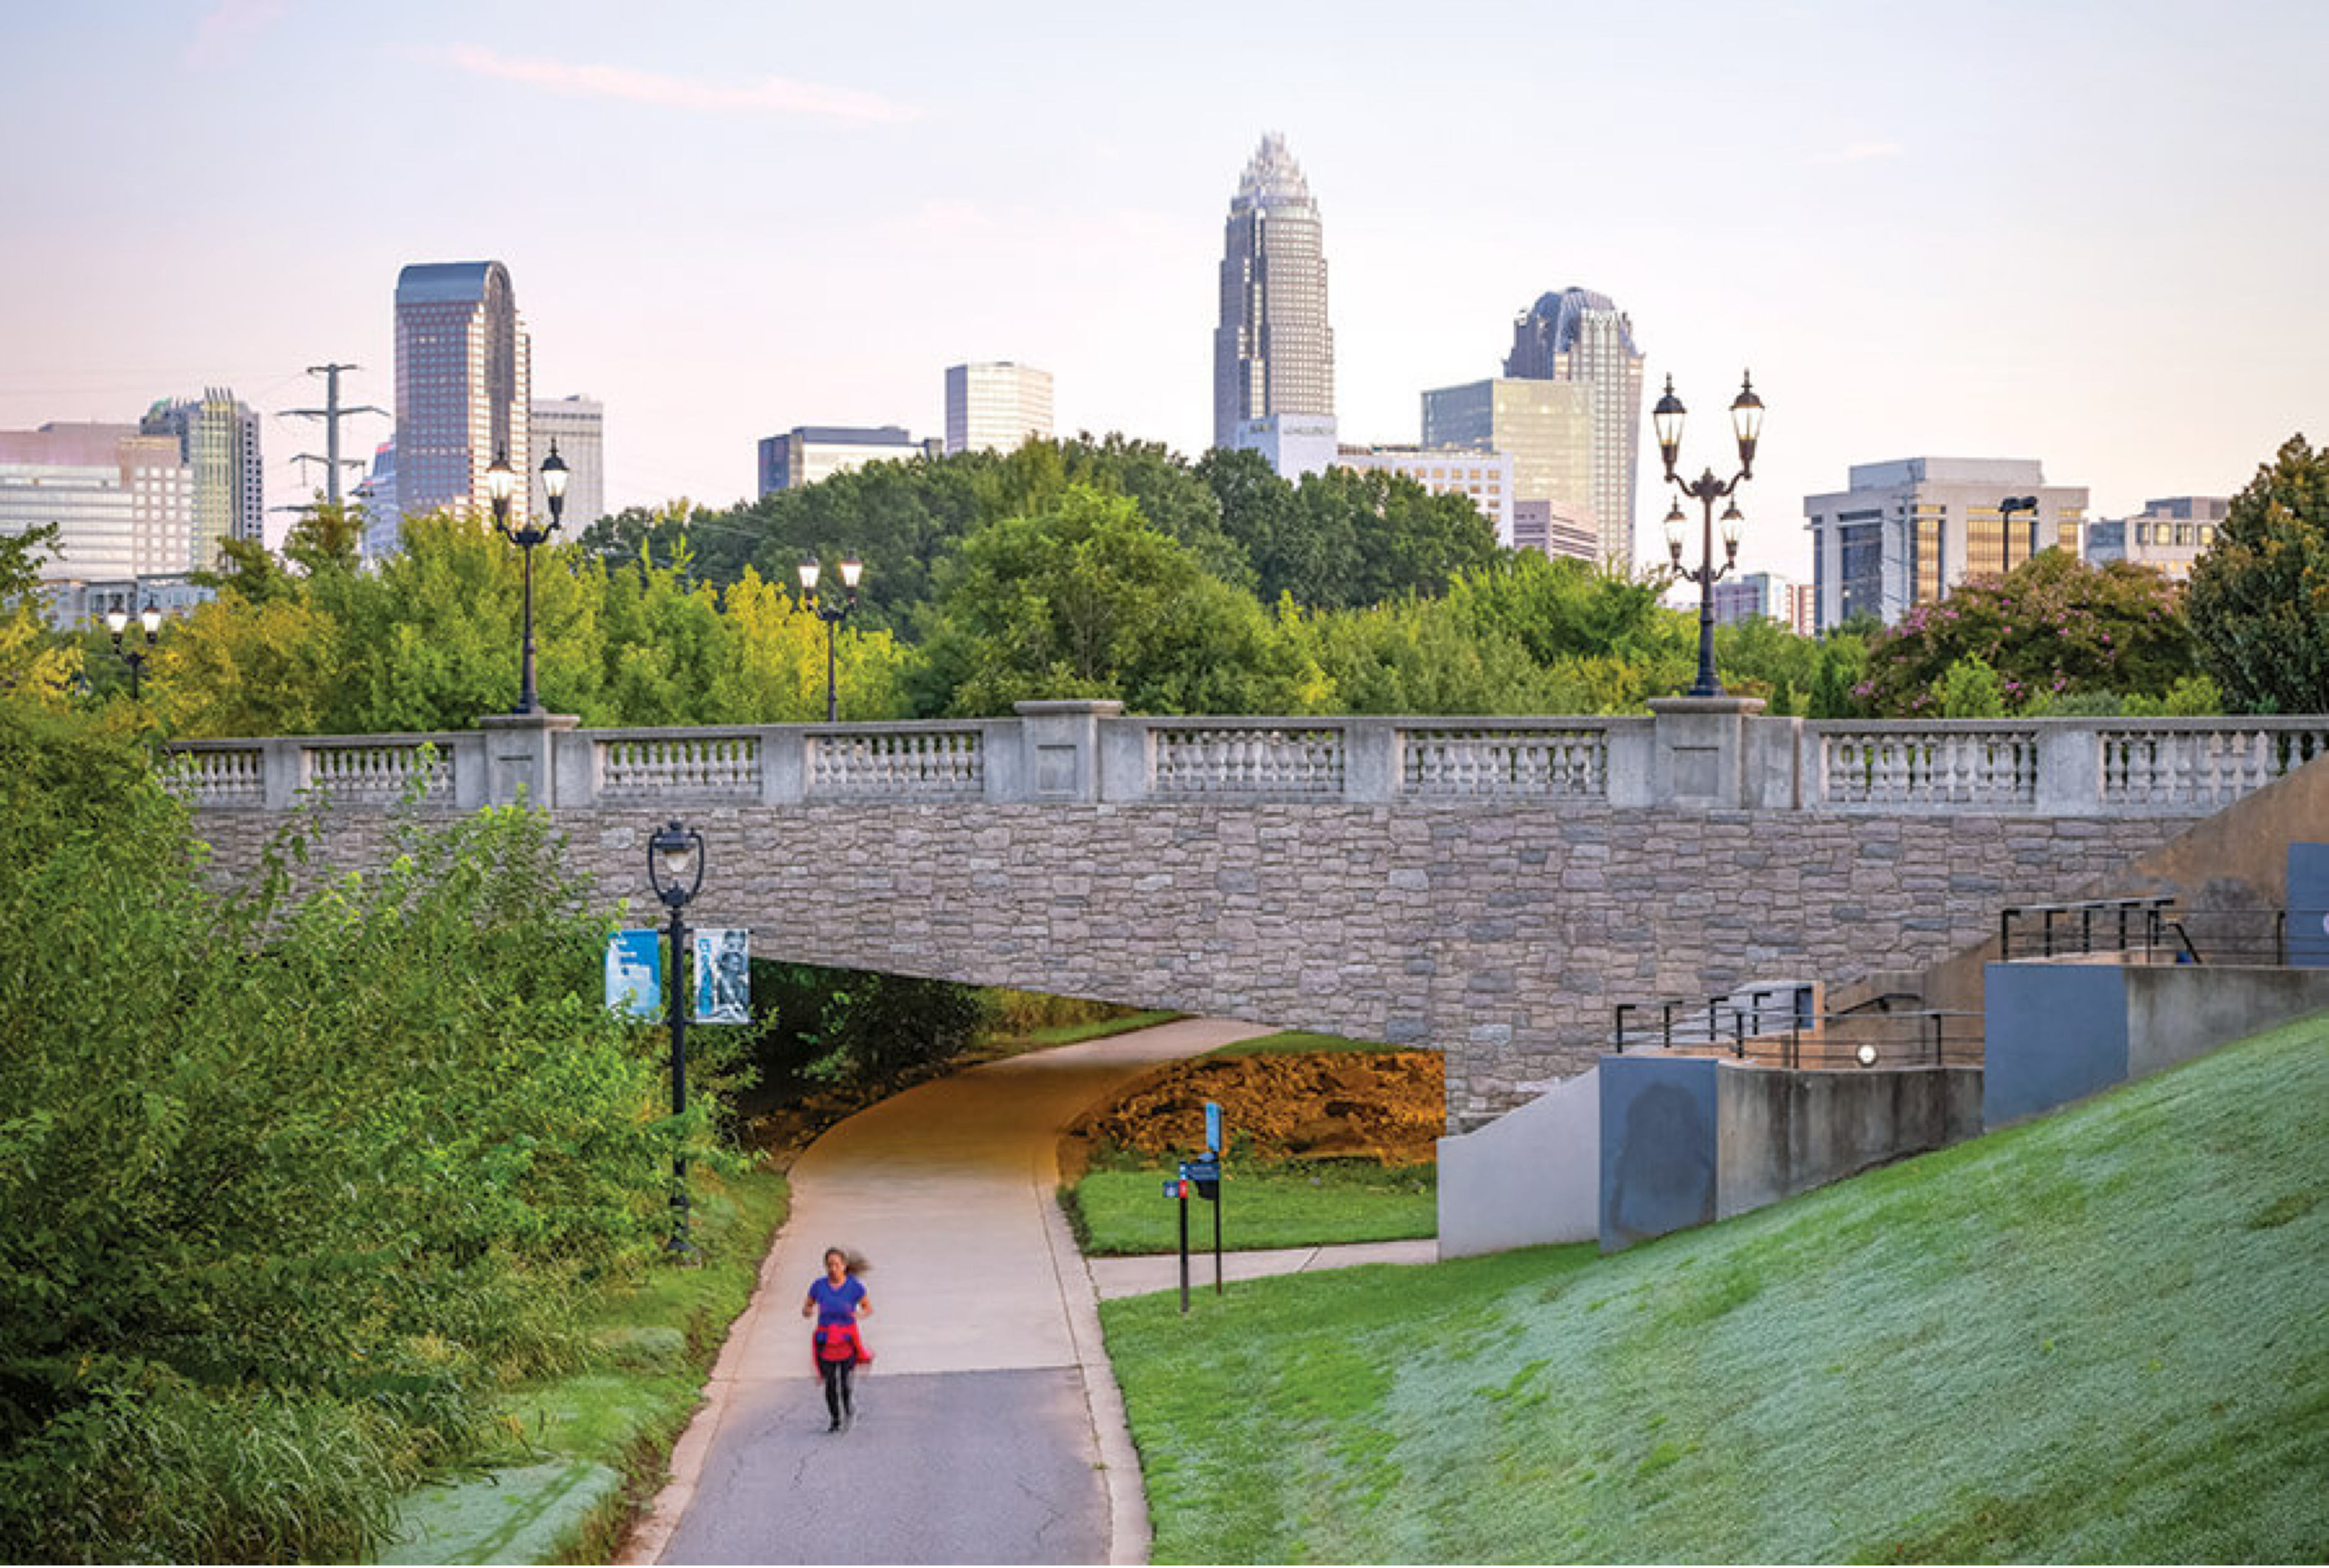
164, 702, 2329, 818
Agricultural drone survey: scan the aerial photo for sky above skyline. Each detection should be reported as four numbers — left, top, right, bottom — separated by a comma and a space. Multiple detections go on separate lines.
3, 0, 2324, 580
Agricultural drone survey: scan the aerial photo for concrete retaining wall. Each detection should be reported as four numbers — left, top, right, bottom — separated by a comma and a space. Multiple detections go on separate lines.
1436, 1066, 1599, 1258
1984, 960, 2329, 1129
1597, 1053, 1979, 1253
1716, 1062, 1981, 1221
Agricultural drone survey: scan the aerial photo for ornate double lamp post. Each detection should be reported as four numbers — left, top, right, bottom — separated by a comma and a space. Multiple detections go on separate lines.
1654, 372, 1766, 698
647, 818, 706, 1258
105, 600, 162, 698
489, 444, 570, 715
797, 555, 864, 723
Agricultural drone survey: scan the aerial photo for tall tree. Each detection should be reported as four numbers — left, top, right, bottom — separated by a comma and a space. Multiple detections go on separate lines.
909, 484, 1306, 717
2187, 434, 2329, 714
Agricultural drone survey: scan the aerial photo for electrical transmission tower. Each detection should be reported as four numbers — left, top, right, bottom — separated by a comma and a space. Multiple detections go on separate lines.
282, 363, 387, 509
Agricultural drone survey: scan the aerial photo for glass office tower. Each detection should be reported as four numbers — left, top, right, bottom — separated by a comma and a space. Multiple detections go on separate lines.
394, 261, 530, 525
1505, 288, 1645, 563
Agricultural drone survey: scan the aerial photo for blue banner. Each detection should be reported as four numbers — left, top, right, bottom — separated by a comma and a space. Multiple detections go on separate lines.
604, 930, 660, 1019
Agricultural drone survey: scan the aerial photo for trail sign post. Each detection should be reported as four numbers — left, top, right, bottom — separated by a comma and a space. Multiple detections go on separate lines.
1168, 1103, 1230, 1314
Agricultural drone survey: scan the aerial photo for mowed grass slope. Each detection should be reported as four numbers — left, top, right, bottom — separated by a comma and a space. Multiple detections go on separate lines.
1103, 1012, 2329, 1564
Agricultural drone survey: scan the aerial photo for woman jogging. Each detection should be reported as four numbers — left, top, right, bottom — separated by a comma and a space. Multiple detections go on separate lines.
802, 1247, 872, 1432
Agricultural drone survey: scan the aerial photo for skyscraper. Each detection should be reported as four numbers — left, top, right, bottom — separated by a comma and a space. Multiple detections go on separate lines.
530, 395, 605, 527
945, 362, 1053, 455
1504, 288, 1645, 562
1213, 134, 1334, 456
393, 261, 530, 525
140, 388, 263, 570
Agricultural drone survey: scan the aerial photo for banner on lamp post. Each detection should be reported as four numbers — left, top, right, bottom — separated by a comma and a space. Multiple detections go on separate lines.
692, 928, 752, 1023
604, 930, 661, 1020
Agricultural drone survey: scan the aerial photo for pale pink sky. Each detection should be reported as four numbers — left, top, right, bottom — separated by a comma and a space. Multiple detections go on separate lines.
2, 0, 2323, 580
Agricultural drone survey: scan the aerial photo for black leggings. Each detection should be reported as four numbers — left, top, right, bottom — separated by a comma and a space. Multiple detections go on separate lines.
820, 1356, 855, 1421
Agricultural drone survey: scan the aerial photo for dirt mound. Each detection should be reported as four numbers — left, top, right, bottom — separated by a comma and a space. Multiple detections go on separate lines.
1063, 1051, 1444, 1173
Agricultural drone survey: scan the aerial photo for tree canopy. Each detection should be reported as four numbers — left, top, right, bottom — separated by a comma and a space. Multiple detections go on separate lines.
2188, 434, 2329, 715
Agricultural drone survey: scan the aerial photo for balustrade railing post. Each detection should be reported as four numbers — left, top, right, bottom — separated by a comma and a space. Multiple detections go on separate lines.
1346, 718, 1398, 803
276, 739, 312, 810
1011, 700, 1120, 803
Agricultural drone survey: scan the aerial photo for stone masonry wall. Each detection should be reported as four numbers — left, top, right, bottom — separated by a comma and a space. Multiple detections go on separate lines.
189, 801, 2193, 1129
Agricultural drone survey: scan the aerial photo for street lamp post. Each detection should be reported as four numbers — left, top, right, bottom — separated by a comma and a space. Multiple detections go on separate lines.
797, 555, 865, 722
1654, 372, 1766, 698
105, 600, 162, 698
490, 444, 570, 715
2000, 494, 2038, 567
647, 818, 706, 1259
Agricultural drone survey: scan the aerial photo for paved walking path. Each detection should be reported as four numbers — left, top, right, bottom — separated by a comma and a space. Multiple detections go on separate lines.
625, 1018, 1272, 1566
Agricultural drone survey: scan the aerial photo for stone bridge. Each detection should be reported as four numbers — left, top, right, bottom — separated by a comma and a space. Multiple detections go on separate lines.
170, 702, 2329, 1127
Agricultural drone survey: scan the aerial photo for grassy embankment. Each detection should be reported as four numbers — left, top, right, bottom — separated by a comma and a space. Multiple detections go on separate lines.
1104, 1012, 2329, 1563
377, 1169, 789, 1566
1071, 1030, 1438, 1254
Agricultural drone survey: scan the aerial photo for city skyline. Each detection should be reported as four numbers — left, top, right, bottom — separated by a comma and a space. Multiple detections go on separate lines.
2, 1, 2324, 583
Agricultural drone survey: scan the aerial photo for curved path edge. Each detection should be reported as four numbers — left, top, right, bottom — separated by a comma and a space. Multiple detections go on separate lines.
618, 1019, 1271, 1566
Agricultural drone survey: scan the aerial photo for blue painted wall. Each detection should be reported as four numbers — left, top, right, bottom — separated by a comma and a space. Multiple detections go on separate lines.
1982, 962, 2130, 1128
1599, 1054, 1719, 1252
2289, 843, 2329, 968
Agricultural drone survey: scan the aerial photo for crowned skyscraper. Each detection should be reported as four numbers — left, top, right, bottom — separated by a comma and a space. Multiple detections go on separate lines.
1505, 288, 1645, 561
1213, 134, 1335, 465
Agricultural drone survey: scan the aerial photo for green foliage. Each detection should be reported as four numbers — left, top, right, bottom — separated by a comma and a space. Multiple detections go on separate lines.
910, 484, 1311, 716
157, 512, 910, 737
2120, 673, 2224, 717
1857, 550, 2195, 717
0, 525, 80, 708
2187, 434, 2329, 714
0, 707, 728, 1561
745, 963, 990, 1088
1937, 655, 2009, 718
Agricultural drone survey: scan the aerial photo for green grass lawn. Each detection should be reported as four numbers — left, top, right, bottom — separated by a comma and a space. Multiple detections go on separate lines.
378, 1168, 789, 1565
1207, 1029, 1391, 1057
1071, 1159, 1436, 1255
1103, 1011, 2329, 1564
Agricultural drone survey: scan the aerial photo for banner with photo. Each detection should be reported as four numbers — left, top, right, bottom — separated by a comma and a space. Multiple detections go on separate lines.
692, 928, 752, 1023
604, 929, 661, 1019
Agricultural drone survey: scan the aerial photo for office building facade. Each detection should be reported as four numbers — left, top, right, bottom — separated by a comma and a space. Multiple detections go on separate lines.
530, 396, 605, 527
394, 261, 531, 526
757, 426, 941, 497
2083, 495, 2227, 581
1509, 499, 1599, 562
139, 388, 263, 568
355, 440, 400, 562
1803, 457, 2088, 630
1504, 287, 1646, 560
0, 423, 192, 582
1336, 445, 1514, 540
1421, 378, 1599, 555
1213, 134, 1334, 451
1712, 570, 1815, 634
945, 362, 1053, 456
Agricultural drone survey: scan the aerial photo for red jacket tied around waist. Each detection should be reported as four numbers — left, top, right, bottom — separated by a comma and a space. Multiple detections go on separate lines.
812, 1320, 872, 1372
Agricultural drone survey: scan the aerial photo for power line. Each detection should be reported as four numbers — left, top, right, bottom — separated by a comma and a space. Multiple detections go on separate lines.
281, 364, 387, 509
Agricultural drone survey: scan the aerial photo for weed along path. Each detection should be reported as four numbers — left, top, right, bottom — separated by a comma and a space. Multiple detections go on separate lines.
628, 1017, 1271, 1566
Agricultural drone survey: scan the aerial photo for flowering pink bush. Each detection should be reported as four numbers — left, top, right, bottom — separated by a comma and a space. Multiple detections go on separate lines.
1858, 551, 2195, 717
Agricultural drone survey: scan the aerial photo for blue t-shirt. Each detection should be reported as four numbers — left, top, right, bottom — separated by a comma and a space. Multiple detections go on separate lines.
809, 1276, 866, 1326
